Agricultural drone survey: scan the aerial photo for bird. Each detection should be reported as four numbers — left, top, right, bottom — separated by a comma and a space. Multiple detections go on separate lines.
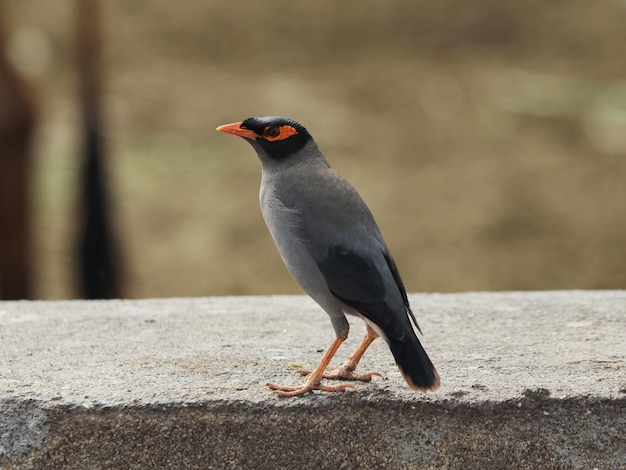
216, 116, 440, 397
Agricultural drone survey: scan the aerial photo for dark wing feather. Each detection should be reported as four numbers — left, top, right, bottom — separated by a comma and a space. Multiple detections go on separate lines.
277, 166, 416, 340
383, 253, 422, 334
316, 245, 408, 339
317, 246, 385, 304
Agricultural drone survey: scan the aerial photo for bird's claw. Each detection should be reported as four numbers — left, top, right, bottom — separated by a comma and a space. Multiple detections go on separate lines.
296, 365, 385, 382
266, 380, 358, 397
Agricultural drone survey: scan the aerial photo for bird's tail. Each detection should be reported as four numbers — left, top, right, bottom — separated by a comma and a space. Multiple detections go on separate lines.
388, 331, 440, 392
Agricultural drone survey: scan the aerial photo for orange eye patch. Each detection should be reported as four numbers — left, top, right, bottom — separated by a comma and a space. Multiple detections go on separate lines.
263, 125, 298, 142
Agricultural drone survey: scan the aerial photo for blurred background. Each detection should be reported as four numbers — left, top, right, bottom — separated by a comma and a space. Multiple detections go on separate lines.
1, 0, 625, 300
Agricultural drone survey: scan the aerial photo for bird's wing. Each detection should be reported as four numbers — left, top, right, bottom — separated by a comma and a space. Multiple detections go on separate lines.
315, 245, 412, 341
382, 251, 422, 335
316, 245, 385, 306
277, 166, 419, 340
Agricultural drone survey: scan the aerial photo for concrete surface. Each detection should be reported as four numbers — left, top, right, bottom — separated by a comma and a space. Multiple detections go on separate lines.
0, 291, 625, 469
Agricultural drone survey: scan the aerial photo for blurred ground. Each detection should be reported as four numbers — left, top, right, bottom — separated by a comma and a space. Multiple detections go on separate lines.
4, 0, 626, 299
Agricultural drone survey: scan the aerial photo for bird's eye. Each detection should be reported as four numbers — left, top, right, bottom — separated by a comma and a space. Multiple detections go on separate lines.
262, 124, 298, 142
265, 126, 281, 138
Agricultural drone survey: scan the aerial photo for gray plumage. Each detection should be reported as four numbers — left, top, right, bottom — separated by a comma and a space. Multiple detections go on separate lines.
217, 116, 439, 392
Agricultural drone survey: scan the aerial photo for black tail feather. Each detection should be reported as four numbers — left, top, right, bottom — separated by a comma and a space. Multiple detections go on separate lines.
389, 332, 440, 391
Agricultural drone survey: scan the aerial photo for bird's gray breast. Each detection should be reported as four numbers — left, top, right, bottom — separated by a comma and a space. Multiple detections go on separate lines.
259, 179, 328, 299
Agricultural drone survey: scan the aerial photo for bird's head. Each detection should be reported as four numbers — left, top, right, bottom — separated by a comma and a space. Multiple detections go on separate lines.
216, 116, 313, 162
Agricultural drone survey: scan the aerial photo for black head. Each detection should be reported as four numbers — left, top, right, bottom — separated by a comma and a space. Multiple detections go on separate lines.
217, 116, 312, 161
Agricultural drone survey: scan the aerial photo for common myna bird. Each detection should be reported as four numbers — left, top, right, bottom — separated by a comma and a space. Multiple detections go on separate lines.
217, 116, 440, 397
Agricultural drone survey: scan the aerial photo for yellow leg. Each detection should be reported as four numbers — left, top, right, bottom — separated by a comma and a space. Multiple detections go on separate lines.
296, 326, 384, 382
266, 335, 358, 397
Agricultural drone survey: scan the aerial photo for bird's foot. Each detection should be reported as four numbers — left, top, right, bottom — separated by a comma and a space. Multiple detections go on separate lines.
296, 364, 385, 382
266, 379, 358, 397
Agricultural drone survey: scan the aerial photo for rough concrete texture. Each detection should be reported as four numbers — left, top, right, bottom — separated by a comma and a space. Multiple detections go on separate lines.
0, 291, 625, 469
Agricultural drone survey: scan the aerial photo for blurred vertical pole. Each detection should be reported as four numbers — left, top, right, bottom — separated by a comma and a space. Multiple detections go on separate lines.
76, 0, 123, 298
0, 7, 37, 299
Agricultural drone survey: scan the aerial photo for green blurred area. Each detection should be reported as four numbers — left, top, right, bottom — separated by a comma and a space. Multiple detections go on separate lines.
5, 0, 626, 298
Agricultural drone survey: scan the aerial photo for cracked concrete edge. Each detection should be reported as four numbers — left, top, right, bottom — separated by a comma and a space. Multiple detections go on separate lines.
0, 399, 48, 463
2, 392, 625, 469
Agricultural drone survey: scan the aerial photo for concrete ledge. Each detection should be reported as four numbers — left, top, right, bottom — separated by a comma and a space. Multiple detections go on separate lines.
1, 291, 625, 468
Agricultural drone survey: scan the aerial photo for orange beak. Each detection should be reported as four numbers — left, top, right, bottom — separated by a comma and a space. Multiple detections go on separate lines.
216, 121, 259, 140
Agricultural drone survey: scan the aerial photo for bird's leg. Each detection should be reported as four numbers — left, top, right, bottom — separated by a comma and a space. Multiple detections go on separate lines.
266, 335, 358, 397
296, 326, 384, 382
328, 326, 384, 381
